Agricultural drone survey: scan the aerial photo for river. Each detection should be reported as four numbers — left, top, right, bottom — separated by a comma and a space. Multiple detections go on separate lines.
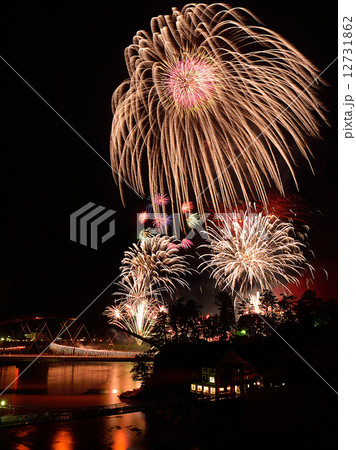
0, 361, 199, 449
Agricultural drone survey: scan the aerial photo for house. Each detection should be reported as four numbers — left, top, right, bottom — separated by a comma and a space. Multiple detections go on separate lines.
190, 346, 259, 397
147, 342, 259, 397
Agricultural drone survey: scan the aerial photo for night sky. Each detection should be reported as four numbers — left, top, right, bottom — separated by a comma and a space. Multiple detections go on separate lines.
2, 1, 337, 319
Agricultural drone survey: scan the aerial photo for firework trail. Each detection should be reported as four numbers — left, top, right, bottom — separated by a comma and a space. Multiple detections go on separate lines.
200, 211, 312, 300
104, 298, 162, 344
111, 4, 326, 221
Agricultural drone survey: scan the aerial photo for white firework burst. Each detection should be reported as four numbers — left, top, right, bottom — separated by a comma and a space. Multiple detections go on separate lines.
200, 211, 312, 297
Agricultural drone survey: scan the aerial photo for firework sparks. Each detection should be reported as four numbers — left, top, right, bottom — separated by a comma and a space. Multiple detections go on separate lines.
167, 242, 179, 252
152, 214, 172, 229
180, 238, 194, 250
111, 4, 326, 220
153, 193, 170, 206
138, 211, 149, 224
182, 201, 194, 214
186, 213, 200, 229
138, 228, 156, 243
121, 235, 192, 294
104, 297, 162, 344
201, 211, 312, 297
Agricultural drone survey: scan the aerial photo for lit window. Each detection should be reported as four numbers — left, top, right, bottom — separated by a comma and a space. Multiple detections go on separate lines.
209, 376, 215, 383
197, 385, 202, 392
191, 384, 196, 391
210, 387, 216, 395
235, 385, 241, 394
219, 387, 224, 392
203, 386, 209, 393
226, 386, 231, 392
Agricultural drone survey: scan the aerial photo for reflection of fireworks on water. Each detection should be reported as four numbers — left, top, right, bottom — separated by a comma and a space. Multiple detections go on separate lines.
201, 212, 312, 300
121, 235, 192, 294
111, 4, 326, 220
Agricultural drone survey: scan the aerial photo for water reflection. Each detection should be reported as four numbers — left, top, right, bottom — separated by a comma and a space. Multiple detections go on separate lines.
0, 362, 199, 449
51, 429, 75, 450
0, 361, 139, 408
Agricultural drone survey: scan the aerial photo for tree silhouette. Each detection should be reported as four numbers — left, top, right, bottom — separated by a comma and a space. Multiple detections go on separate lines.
215, 291, 236, 340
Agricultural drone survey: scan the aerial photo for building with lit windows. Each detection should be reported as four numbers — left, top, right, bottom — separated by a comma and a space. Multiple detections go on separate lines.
190, 347, 259, 397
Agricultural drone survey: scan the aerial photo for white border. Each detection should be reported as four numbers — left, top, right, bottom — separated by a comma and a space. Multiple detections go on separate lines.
339, 0, 356, 448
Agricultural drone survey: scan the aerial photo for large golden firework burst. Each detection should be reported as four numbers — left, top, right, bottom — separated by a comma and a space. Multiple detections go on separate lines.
110, 3, 326, 219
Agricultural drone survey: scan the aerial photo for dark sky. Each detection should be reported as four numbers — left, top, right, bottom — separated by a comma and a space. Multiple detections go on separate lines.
2, 1, 337, 319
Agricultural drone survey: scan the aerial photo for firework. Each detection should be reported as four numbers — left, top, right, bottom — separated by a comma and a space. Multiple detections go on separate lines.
167, 242, 179, 252
180, 238, 194, 250
152, 214, 172, 229
182, 201, 194, 214
114, 273, 161, 302
153, 193, 170, 206
104, 272, 164, 344
111, 4, 326, 219
104, 297, 162, 344
186, 213, 200, 229
138, 228, 156, 243
121, 235, 192, 294
201, 212, 312, 298
138, 211, 149, 224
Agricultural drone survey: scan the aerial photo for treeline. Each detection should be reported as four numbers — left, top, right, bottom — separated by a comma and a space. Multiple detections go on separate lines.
149, 289, 337, 346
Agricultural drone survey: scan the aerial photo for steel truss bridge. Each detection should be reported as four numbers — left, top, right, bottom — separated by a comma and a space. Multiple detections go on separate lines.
0, 315, 145, 357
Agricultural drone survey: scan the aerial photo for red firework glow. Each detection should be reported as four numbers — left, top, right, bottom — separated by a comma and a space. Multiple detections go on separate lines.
164, 56, 218, 111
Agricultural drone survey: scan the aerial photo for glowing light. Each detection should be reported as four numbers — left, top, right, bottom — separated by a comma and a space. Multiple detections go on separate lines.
152, 214, 172, 229
111, 4, 326, 223
138, 211, 149, 224
1, 400, 5, 406
104, 297, 162, 345
138, 228, 156, 243
186, 213, 200, 229
120, 235, 192, 295
181, 201, 194, 214
164, 56, 218, 110
201, 212, 312, 299
153, 193, 170, 206
180, 238, 193, 250
249, 291, 261, 314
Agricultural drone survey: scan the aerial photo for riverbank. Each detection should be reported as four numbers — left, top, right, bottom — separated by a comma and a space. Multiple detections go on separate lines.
145, 382, 337, 450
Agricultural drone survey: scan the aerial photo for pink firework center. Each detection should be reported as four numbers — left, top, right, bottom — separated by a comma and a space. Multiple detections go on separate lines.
164, 57, 218, 110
